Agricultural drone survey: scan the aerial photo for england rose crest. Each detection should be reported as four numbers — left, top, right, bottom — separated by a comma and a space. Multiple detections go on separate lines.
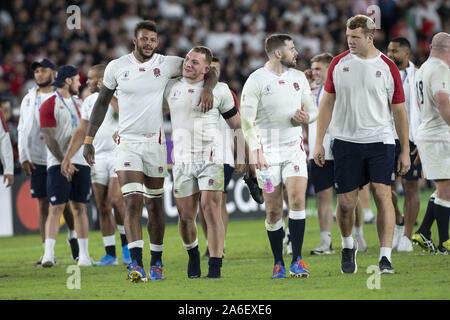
153, 68, 161, 77
293, 82, 300, 91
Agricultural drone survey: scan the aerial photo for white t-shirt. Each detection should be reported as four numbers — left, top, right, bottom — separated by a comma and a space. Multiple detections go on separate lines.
164, 79, 235, 164
308, 82, 333, 160
0, 109, 13, 175
325, 50, 405, 144
240, 64, 312, 152
415, 57, 450, 142
81, 92, 117, 155
40, 93, 86, 168
103, 52, 183, 143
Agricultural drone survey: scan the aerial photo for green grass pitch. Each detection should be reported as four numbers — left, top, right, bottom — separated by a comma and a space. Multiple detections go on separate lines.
0, 187, 448, 300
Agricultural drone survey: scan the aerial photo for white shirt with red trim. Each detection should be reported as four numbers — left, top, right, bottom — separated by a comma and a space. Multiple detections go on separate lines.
164, 79, 235, 164
325, 50, 405, 144
0, 109, 14, 175
415, 57, 450, 142
103, 52, 183, 144
40, 93, 86, 168
81, 92, 117, 155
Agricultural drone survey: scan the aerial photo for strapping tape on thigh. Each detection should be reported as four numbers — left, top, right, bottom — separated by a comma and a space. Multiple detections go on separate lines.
143, 186, 164, 198
121, 183, 143, 197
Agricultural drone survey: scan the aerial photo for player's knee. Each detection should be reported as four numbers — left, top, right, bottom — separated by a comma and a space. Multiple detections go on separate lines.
338, 200, 357, 214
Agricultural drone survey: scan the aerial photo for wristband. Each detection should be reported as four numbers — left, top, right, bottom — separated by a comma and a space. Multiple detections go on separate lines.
84, 136, 94, 144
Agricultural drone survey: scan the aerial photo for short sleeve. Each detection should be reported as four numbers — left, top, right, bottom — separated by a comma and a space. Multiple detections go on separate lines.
39, 95, 57, 128
164, 56, 184, 78
103, 60, 118, 90
240, 74, 260, 108
324, 57, 337, 94
217, 83, 235, 114
381, 54, 405, 104
81, 95, 92, 121
0, 109, 8, 134
430, 64, 450, 96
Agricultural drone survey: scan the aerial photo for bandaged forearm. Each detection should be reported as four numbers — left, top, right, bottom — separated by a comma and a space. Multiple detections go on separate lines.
240, 104, 260, 152
302, 91, 318, 123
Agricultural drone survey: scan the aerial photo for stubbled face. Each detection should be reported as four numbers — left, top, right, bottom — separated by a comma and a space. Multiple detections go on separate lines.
34, 66, 54, 87
387, 42, 409, 68
134, 29, 158, 60
68, 74, 81, 95
183, 50, 209, 81
86, 69, 101, 93
279, 40, 298, 68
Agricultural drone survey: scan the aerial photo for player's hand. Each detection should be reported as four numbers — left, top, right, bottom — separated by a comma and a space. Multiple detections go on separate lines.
313, 144, 325, 167
199, 88, 214, 113
3, 174, 13, 187
397, 150, 411, 176
83, 144, 96, 166
61, 158, 79, 181
249, 149, 269, 172
304, 69, 313, 84
411, 147, 421, 166
21, 161, 36, 176
112, 131, 119, 144
291, 108, 310, 126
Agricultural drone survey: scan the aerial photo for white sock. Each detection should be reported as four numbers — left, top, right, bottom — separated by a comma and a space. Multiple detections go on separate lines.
320, 232, 331, 246
68, 229, 77, 240
128, 240, 144, 249
265, 219, 284, 231
353, 226, 363, 236
363, 208, 374, 220
289, 209, 305, 220
78, 238, 89, 259
379, 247, 392, 262
342, 236, 354, 249
117, 225, 126, 234
102, 235, 116, 247
43, 238, 56, 260
150, 243, 163, 252
183, 239, 198, 251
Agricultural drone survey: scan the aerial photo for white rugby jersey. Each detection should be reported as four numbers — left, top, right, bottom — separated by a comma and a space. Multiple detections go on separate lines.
40, 92, 86, 168
0, 109, 13, 175
415, 57, 450, 142
325, 50, 405, 144
164, 79, 235, 164
81, 92, 117, 155
18, 87, 54, 165
103, 52, 183, 143
240, 64, 315, 152
217, 88, 239, 166
308, 81, 333, 160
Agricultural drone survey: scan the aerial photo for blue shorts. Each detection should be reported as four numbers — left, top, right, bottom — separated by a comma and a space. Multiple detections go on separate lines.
332, 139, 395, 194
309, 159, 334, 193
47, 164, 91, 205
394, 140, 422, 180
30, 164, 47, 198
224, 164, 235, 194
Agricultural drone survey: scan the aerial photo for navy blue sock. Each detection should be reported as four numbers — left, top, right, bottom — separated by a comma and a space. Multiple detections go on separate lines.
120, 234, 128, 247
417, 197, 435, 238
130, 247, 143, 267
150, 250, 162, 266
434, 202, 450, 246
105, 245, 116, 257
267, 227, 285, 266
289, 218, 305, 264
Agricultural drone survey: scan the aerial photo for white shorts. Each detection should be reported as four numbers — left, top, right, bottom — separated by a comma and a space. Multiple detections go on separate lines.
173, 162, 224, 198
115, 141, 168, 178
257, 142, 308, 188
91, 152, 117, 185
416, 139, 450, 180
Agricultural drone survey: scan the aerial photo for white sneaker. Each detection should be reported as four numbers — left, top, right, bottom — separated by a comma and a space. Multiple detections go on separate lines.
355, 234, 367, 252
41, 256, 55, 268
77, 256, 93, 266
310, 241, 335, 255
392, 224, 405, 249
397, 235, 413, 252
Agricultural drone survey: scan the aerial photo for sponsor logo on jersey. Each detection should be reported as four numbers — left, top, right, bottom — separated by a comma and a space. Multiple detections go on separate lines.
188, 89, 195, 94
278, 80, 285, 85
139, 67, 146, 72
343, 67, 349, 72
124, 162, 131, 167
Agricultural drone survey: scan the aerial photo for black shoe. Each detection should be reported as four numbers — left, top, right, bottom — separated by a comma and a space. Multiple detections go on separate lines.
244, 174, 264, 204
68, 238, 79, 260
379, 256, 395, 274
341, 240, 358, 274
188, 252, 201, 279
